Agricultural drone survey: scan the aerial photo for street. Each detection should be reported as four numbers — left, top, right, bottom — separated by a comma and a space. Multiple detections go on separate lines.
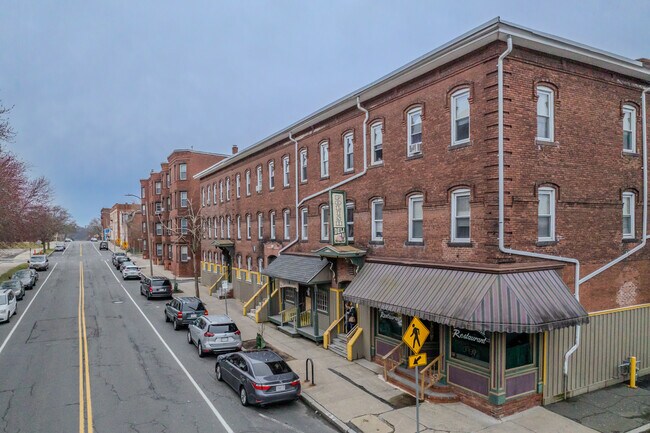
0, 242, 337, 433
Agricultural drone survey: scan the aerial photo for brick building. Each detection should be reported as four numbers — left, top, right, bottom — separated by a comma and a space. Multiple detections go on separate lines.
197, 19, 649, 416
140, 149, 226, 277
108, 203, 139, 246
100, 208, 111, 238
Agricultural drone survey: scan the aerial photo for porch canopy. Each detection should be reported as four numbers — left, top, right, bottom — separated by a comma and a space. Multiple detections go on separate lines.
343, 262, 588, 333
261, 254, 330, 284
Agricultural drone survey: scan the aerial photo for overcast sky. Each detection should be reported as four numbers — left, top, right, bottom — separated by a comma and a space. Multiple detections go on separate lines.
1, 1, 648, 225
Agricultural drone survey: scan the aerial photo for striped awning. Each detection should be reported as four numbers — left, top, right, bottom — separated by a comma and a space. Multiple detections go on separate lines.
343, 263, 588, 333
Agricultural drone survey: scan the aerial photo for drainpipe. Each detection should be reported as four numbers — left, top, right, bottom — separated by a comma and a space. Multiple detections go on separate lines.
280, 96, 370, 253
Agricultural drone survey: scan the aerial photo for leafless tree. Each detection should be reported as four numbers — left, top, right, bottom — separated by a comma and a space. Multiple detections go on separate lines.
87, 218, 104, 240
0, 101, 15, 144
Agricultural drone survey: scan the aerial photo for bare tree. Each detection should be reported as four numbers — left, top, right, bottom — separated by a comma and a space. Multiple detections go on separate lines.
87, 218, 104, 240
0, 101, 15, 144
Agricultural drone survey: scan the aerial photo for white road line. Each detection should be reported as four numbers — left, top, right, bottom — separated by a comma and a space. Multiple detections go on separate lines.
103, 260, 234, 433
91, 242, 102, 257
0, 263, 59, 357
258, 413, 305, 433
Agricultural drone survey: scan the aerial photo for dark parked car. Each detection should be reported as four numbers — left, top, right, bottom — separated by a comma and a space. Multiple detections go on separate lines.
215, 350, 301, 406
99, 241, 109, 250
165, 297, 208, 330
111, 252, 127, 266
11, 269, 36, 290
114, 255, 130, 269
0, 280, 24, 301
140, 276, 172, 299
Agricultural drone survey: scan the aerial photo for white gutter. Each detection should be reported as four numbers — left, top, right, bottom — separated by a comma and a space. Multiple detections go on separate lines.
280, 96, 370, 254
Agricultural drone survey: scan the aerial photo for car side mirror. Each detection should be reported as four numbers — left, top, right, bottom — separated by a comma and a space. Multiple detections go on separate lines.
165, 302, 170, 306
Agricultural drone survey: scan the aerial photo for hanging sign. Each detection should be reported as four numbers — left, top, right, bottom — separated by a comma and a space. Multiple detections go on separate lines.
330, 190, 348, 245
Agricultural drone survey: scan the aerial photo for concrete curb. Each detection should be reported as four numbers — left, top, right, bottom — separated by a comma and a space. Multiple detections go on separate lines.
627, 423, 650, 433
300, 392, 356, 433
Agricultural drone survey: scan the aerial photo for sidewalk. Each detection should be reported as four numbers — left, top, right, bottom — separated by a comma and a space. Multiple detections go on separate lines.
125, 248, 596, 433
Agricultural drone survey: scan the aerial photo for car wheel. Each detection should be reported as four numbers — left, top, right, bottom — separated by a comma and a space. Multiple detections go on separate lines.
198, 341, 205, 358
239, 387, 248, 406
173, 319, 180, 331
216, 364, 223, 381
165, 313, 170, 323
187, 331, 193, 344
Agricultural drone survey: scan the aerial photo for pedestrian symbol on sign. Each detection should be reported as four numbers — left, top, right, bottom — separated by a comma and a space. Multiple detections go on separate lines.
402, 316, 429, 354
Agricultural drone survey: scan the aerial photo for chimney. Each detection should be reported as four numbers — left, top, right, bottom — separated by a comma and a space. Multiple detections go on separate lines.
232, 145, 239, 155
638, 58, 650, 69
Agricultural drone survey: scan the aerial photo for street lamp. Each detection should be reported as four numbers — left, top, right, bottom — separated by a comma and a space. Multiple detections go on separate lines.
126, 193, 154, 277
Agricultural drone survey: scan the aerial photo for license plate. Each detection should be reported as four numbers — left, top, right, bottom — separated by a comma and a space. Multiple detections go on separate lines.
189, 314, 196, 319
221, 337, 228, 342
276, 385, 285, 391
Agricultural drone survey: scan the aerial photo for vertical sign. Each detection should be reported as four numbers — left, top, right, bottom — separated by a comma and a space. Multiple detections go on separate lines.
330, 190, 347, 245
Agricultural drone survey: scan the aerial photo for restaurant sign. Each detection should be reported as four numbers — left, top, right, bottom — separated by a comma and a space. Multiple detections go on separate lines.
329, 190, 347, 245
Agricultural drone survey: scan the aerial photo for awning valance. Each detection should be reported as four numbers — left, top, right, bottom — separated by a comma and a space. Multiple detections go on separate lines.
343, 263, 588, 333
261, 254, 330, 285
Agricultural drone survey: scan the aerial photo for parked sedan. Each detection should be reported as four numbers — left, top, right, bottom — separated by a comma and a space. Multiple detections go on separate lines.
0, 280, 24, 301
11, 269, 36, 290
28, 255, 49, 271
114, 255, 130, 269
187, 315, 241, 356
215, 350, 301, 406
121, 265, 141, 280
0, 289, 17, 323
54, 243, 65, 252
165, 297, 208, 330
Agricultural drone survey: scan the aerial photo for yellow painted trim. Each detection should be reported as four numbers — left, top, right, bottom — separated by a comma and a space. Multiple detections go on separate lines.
589, 302, 650, 317
323, 316, 344, 349
208, 274, 224, 296
243, 283, 268, 317
346, 327, 363, 361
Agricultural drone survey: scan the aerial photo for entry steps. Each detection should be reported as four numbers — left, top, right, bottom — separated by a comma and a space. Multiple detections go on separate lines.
328, 334, 349, 358
386, 365, 459, 403
246, 301, 266, 321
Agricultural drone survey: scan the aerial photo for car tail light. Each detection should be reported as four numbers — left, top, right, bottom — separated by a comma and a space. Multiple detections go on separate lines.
149, 286, 153, 292
203, 309, 208, 315
252, 383, 271, 391
290, 380, 300, 387
204, 332, 214, 337
177, 312, 183, 319
234, 330, 241, 336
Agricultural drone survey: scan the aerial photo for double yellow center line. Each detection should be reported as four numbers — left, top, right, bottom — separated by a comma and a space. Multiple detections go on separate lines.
78, 261, 93, 432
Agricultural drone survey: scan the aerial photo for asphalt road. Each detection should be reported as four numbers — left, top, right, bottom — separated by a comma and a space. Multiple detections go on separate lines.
0, 241, 337, 433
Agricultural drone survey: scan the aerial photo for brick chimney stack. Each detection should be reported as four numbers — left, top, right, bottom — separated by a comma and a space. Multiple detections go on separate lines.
232, 145, 239, 155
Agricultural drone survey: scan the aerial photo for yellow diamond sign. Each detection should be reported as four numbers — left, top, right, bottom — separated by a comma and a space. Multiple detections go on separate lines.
402, 316, 429, 354
408, 353, 427, 368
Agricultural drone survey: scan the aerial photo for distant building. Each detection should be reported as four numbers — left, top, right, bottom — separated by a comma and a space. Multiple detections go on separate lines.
100, 208, 111, 238
107, 203, 139, 247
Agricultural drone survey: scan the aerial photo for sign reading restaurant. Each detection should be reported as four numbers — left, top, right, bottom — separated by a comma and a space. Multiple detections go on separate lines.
330, 190, 347, 245
452, 328, 491, 345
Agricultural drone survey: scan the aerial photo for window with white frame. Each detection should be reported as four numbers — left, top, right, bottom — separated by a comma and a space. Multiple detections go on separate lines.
268, 161, 275, 190
258, 257, 264, 272
179, 163, 187, 180
219, 181, 223, 203
220, 216, 224, 237
180, 191, 188, 208
141, 186, 146, 198
237, 215, 241, 239
226, 177, 230, 201
168, 244, 173, 259
213, 183, 217, 203
236, 174, 241, 198
156, 222, 163, 236
180, 245, 188, 262
155, 181, 161, 194
371, 122, 383, 164
344, 133, 354, 172
208, 218, 213, 238
155, 201, 162, 213
371, 199, 384, 241
212, 217, 217, 238
180, 218, 188, 235
623, 105, 636, 153
246, 214, 251, 239
142, 221, 147, 233
245, 170, 251, 196
166, 173, 170, 187
283, 156, 290, 187
321, 206, 330, 241
536, 86, 554, 141
283, 209, 290, 240
247, 256, 252, 278
538, 187, 556, 241
451, 189, 470, 242
207, 185, 211, 205
237, 254, 242, 271
257, 213, 263, 239
300, 149, 307, 182
408, 195, 424, 242
270, 211, 276, 240
226, 216, 231, 239
346, 203, 354, 240
156, 243, 163, 257
320, 142, 329, 177
301, 208, 308, 240
167, 196, 171, 211
623, 192, 635, 239
256, 165, 262, 192
451, 89, 470, 145
316, 288, 328, 313
407, 108, 422, 156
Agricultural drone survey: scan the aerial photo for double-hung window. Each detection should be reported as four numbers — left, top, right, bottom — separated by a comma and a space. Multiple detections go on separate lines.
300, 149, 307, 182
301, 208, 308, 240
346, 203, 354, 240
207, 186, 211, 205
236, 174, 241, 198
282, 156, 290, 187
536, 86, 554, 142
220, 217, 224, 237
623, 192, 635, 239
538, 187, 556, 241
226, 216, 231, 239
219, 181, 224, 203
321, 206, 330, 241
180, 218, 188, 235
236, 215, 241, 239
155, 181, 161, 195
320, 142, 329, 177
623, 105, 636, 153
179, 163, 187, 180
451, 189, 470, 242
245, 170, 251, 196
213, 183, 217, 203
451, 90, 470, 145
258, 257, 264, 272
180, 191, 188, 208
283, 210, 290, 240
268, 161, 275, 190
371, 199, 383, 242
208, 218, 212, 238
256, 166, 262, 192
226, 177, 230, 201
180, 246, 188, 262
270, 211, 276, 240
246, 214, 251, 239
343, 133, 354, 172
156, 222, 163, 236
407, 108, 422, 156
156, 243, 163, 257
257, 213, 263, 239
408, 195, 424, 242
371, 123, 383, 164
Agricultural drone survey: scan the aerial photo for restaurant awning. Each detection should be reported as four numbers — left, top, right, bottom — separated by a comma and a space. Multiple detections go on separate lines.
343, 263, 588, 333
261, 254, 330, 285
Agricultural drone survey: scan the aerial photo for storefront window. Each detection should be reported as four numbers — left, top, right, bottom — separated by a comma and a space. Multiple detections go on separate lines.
506, 333, 533, 369
450, 328, 490, 366
283, 288, 295, 304
377, 310, 402, 340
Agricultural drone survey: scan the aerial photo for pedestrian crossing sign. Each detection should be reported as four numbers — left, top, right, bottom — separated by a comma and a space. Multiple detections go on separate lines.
408, 353, 427, 368
402, 316, 429, 354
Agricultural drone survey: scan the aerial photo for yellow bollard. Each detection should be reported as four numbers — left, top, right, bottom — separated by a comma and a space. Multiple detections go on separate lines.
629, 356, 637, 389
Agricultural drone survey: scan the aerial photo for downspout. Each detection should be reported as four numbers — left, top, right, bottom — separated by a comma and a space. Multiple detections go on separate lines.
280, 96, 370, 253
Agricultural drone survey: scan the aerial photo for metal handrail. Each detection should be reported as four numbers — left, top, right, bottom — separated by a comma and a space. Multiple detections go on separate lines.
346, 323, 359, 338
242, 282, 268, 316
322, 316, 344, 349
208, 273, 224, 296
381, 342, 405, 380
255, 287, 278, 323
419, 354, 442, 399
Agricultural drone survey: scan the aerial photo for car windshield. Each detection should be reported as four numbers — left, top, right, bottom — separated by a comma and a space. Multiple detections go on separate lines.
31, 256, 45, 262
15, 270, 30, 277
1, 282, 18, 289
184, 301, 205, 311
0, 294, 7, 305
152, 280, 170, 286
208, 323, 237, 334
251, 360, 292, 376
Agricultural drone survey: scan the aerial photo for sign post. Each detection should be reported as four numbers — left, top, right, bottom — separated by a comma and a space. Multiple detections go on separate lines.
402, 317, 429, 433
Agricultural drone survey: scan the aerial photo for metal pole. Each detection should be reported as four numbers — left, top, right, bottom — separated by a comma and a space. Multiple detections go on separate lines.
415, 365, 420, 433
145, 202, 154, 276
